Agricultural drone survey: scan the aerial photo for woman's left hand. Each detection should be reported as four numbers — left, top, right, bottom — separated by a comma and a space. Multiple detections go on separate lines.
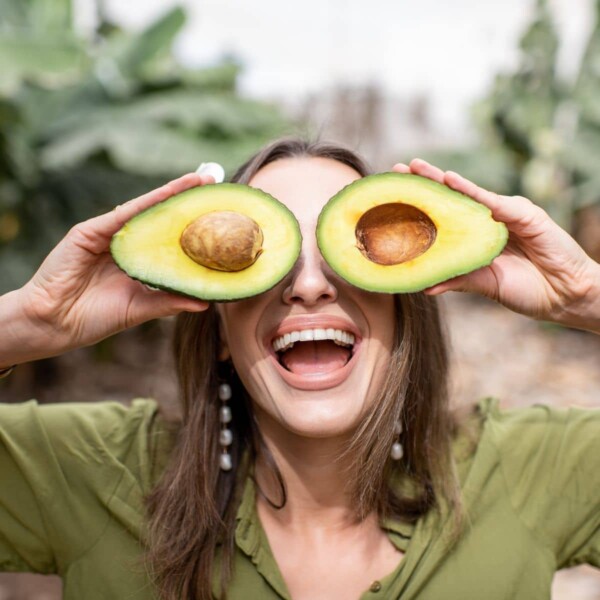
392, 159, 600, 334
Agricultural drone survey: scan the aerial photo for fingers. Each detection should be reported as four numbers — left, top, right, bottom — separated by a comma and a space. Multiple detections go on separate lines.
391, 163, 411, 174
409, 161, 542, 230
424, 275, 470, 296
113, 173, 215, 228
409, 159, 446, 184
443, 170, 507, 216
424, 267, 500, 299
129, 287, 209, 325
391, 159, 545, 233
82, 173, 216, 249
391, 159, 446, 184
444, 171, 548, 232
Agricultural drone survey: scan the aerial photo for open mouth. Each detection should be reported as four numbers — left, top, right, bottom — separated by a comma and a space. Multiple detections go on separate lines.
272, 328, 356, 376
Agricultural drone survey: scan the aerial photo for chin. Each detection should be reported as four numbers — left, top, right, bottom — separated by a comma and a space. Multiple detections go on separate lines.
258, 391, 369, 440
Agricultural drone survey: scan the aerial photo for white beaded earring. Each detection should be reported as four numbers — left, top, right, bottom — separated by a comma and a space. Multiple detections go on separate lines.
390, 420, 404, 461
218, 382, 233, 471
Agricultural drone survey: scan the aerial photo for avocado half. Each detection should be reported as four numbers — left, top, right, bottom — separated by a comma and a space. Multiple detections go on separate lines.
316, 173, 508, 293
110, 183, 302, 301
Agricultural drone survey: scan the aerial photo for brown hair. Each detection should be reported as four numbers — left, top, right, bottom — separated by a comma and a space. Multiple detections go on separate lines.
144, 137, 461, 599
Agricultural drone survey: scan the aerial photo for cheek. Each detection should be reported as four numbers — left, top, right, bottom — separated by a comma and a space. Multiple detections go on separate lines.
218, 301, 272, 402
361, 292, 397, 346
217, 296, 264, 354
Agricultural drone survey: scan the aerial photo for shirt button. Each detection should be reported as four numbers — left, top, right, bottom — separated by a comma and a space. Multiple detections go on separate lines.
369, 580, 382, 592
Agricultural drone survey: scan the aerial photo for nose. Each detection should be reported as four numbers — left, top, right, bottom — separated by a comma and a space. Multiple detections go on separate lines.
282, 243, 338, 306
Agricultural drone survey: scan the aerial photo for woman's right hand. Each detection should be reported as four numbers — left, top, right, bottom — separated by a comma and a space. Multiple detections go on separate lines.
2, 173, 212, 367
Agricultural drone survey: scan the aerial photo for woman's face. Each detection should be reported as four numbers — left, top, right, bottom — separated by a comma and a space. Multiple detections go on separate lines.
217, 157, 395, 439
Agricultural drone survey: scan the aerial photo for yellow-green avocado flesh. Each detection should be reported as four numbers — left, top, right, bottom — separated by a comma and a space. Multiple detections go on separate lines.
316, 173, 508, 293
110, 183, 302, 301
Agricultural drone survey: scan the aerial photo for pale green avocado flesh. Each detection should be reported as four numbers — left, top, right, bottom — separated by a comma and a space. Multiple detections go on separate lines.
316, 173, 508, 293
110, 183, 302, 301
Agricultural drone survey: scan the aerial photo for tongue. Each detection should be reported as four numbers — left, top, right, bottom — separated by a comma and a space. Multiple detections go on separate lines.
280, 340, 351, 375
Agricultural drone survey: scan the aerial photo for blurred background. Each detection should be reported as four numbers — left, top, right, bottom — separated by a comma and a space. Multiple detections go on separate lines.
1, 0, 599, 597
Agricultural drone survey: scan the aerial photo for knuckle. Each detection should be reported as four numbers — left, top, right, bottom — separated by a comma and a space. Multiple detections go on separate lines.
524, 206, 548, 228
512, 194, 535, 208
114, 199, 133, 212
66, 223, 102, 254
529, 203, 550, 223
67, 223, 90, 244
67, 223, 84, 241
162, 181, 177, 196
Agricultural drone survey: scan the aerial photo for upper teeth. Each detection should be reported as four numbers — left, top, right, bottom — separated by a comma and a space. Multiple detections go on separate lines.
273, 328, 356, 353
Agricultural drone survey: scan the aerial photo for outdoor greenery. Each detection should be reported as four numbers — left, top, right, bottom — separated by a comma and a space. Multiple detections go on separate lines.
426, 0, 600, 250
3, 0, 600, 297
0, 0, 290, 293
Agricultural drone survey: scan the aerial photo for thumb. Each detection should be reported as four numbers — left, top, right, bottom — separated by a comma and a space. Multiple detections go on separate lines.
128, 287, 209, 325
424, 267, 499, 299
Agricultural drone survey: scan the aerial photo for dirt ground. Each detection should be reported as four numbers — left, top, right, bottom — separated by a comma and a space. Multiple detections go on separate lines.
0, 293, 599, 599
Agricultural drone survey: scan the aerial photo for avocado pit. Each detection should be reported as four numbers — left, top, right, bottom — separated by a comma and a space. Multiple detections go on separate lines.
180, 210, 264, 272
355, 203, 437, 265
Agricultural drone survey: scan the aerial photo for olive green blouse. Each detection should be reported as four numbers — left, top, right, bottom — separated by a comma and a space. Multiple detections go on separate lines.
0, 398, 598, 599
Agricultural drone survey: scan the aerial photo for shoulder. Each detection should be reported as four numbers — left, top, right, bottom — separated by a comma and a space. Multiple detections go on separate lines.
476, 398, 600, 454
470, 399, 600, 568
1, 398, 159, 448
454, 398, 600, 496
0, 398, 180, 568
475, 396, 600, 425
460, 398, 600, 513
0, 398, 178, 491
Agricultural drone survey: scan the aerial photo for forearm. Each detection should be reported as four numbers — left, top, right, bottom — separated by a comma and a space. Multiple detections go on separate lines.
0, 287, 66, 369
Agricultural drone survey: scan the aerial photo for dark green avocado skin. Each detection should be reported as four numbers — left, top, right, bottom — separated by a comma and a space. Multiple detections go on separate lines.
116, 269, 296, 303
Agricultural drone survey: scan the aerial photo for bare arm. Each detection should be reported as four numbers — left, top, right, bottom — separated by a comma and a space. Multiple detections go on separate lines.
0, 173, 213, 370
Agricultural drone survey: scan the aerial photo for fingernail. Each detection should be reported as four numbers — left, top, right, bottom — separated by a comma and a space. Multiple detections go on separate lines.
196, 162, 225, 183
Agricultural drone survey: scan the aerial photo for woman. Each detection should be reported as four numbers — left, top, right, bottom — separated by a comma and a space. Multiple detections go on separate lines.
0, 137, 598, 600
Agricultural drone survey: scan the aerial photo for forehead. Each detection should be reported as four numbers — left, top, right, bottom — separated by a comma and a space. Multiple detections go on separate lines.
248, 157, 362, 224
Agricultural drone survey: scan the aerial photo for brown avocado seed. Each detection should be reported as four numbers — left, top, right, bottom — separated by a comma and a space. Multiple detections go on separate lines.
180, 210, 264, 271
355, 203, 437, 265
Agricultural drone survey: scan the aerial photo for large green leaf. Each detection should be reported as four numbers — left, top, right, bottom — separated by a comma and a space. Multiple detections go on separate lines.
0, 0, 72, 31
44, 89, 285, 143
117, 6, 186, 77
181, 61, 240, 92
40, 118, 283, 176
3, 125, 38, 184
0, 0, 293, 290
28, 0, 72, 32
17, 79, 107, 140
518, 0, 559, 79
0, 31, 87, 83
39, 122, 113, 170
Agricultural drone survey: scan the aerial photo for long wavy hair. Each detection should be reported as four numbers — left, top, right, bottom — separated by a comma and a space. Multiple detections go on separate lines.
144, 137, 461, 599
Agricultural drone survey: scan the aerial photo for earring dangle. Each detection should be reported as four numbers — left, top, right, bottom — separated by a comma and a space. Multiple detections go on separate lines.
390, 420, 404, 461
218, 382, 233, 471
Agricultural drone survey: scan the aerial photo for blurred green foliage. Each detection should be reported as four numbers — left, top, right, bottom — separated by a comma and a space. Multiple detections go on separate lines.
424, 0, 600, 236
0, 0, 290, 293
